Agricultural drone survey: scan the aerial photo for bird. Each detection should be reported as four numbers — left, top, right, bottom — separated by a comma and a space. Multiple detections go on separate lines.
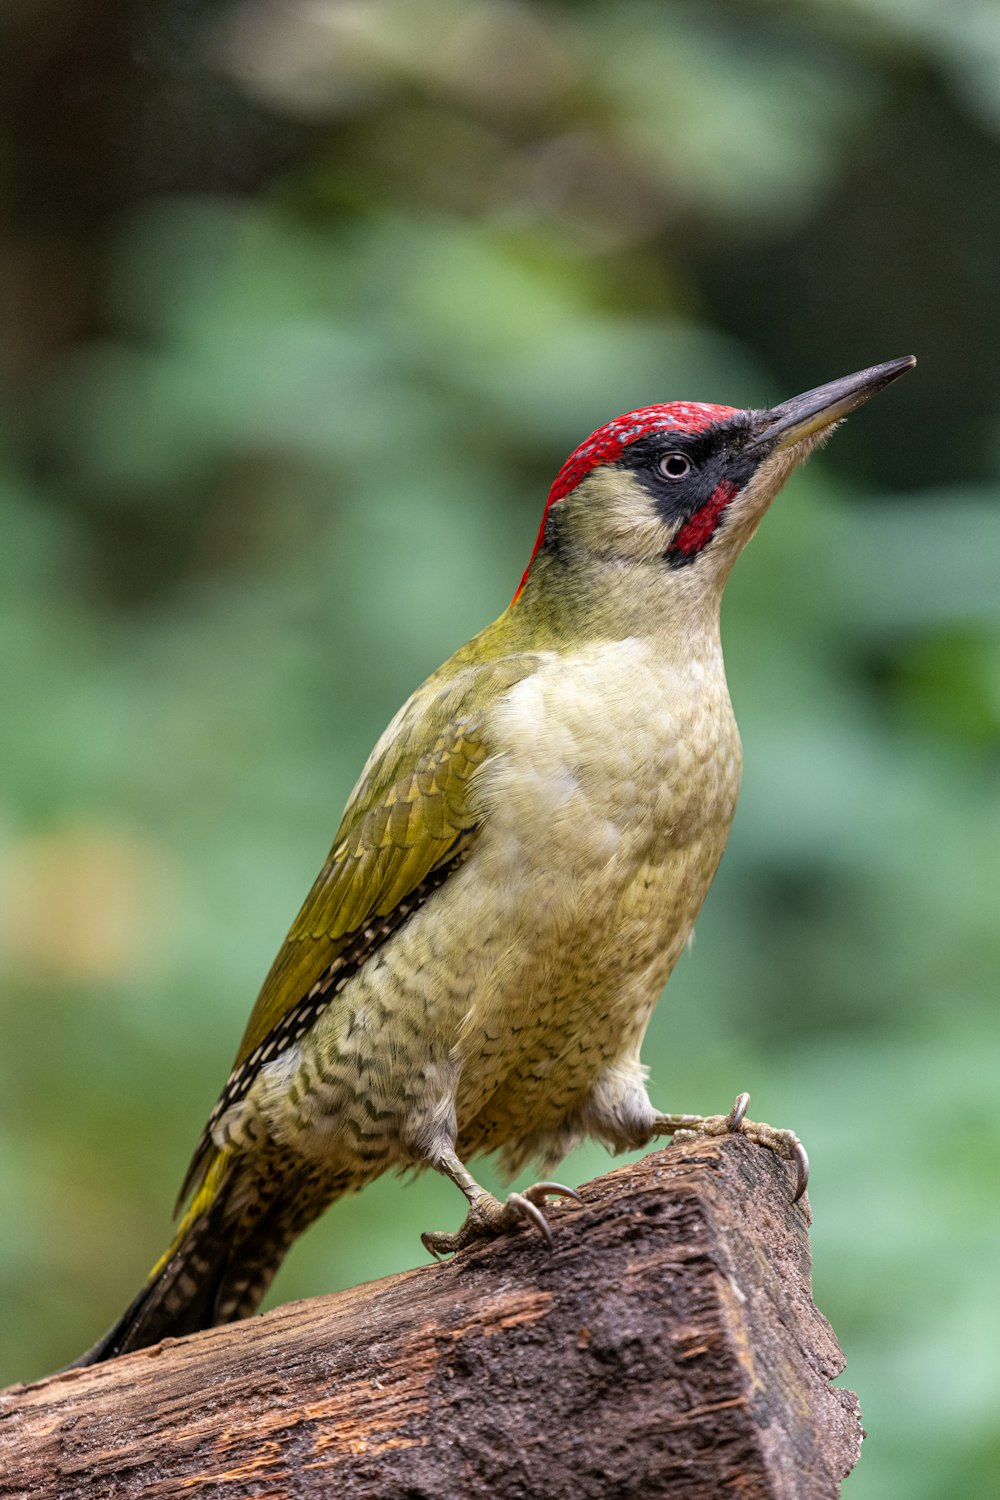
73, 355, 915, 1365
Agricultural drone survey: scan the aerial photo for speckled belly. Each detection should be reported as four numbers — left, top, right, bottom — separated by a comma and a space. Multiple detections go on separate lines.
451, 816, 733, 1166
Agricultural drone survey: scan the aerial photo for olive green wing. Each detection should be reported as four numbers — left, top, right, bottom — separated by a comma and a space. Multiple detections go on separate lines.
178, 650, 538, 1208
235, 709, 489, 1067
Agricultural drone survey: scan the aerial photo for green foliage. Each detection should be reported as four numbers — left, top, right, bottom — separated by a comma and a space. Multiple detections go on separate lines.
1, 2, 998, 1495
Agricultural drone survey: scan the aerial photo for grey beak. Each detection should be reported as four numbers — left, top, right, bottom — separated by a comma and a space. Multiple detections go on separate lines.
750, 356, 916, 451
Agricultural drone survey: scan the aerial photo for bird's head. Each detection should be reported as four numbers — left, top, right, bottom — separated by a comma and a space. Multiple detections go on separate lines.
513, 358, 916, 619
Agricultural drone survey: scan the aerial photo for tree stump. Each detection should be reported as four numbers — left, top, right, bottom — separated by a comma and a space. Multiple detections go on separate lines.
0, 1135, 862, 1498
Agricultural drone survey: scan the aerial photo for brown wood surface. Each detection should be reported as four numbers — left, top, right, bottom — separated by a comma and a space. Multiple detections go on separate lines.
0, 1136, 861, 1499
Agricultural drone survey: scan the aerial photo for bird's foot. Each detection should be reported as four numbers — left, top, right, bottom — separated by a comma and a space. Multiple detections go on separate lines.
652, 1091, 809, 1202
421, 1180, 581, 1259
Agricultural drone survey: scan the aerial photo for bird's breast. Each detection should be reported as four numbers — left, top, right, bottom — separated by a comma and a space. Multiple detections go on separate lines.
477, 636, 741, 880
449, 637, 740, 1029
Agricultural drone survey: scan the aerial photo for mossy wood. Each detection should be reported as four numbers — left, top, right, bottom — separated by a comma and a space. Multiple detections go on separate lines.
0, 1137, 862, 1499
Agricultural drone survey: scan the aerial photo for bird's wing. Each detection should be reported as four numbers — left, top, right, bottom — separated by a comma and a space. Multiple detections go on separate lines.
177, 650, 539, 1209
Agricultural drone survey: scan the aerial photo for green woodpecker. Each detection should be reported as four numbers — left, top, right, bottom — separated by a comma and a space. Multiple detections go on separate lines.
75, 356, 914, 1365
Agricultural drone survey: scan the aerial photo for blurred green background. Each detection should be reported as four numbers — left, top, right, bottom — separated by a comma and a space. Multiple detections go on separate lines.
2, 0, 998, 1491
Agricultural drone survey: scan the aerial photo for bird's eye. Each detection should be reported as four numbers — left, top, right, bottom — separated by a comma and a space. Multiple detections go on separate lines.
657, 453, 691, 480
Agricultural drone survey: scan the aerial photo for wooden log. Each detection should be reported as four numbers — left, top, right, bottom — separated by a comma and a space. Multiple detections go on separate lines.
0, 1135, 861, 1499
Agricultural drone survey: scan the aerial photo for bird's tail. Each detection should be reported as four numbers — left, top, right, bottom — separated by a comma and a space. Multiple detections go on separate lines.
70, 1150, 332, 1367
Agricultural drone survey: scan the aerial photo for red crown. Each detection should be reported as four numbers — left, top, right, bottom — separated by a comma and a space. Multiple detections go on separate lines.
547, 403, 737, 504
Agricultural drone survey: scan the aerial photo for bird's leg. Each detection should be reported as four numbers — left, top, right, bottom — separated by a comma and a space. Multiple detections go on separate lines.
651, 1091, 809, 1202
421, 1147, 581, 1259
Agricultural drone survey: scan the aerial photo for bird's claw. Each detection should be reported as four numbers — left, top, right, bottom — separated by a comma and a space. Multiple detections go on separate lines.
520, 1180, 583, 1208
790, 1140, 810, 1203
723, 1098, 809, 1203
509, 1180, 583, 1248
421, 1180, 581, 1259
655, 1091, 809, 1203
506, 1191, 553, 1247
726, 1090, 751, 1132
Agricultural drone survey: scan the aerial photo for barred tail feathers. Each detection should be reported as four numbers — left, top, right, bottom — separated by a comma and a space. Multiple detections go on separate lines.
70, 1150, 333, 1367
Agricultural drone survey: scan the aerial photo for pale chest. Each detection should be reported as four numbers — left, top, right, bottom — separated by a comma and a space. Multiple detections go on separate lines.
445, 640, 740, 1038
475, 638, 741, 889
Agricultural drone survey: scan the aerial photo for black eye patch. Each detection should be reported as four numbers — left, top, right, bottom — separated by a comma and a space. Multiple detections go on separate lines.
617, 417, 760, 528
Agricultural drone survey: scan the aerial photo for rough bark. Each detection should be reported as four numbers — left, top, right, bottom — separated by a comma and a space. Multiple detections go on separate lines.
0, 1136, 862, 1499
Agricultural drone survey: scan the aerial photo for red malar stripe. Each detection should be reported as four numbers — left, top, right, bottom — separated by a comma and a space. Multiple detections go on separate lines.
670, 480, 739, 557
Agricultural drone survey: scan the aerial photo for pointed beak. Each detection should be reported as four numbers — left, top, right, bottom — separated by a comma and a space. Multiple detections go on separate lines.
750, 356, 916, 452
